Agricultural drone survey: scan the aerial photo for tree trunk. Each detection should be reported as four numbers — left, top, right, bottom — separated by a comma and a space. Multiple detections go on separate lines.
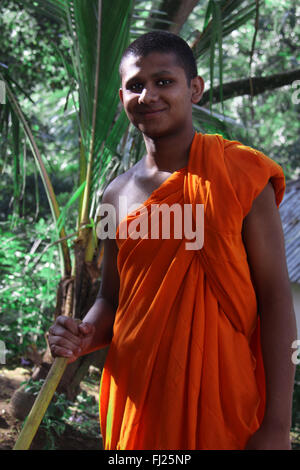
149, 0, 198, 34
168, 0, 199, 34
198, 68, 300, 106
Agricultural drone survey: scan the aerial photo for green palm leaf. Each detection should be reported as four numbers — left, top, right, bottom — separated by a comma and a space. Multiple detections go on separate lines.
190, 0, 256, 119
1, 73, 71, 276
61, 0, 133, 230
191, 1, 256, 57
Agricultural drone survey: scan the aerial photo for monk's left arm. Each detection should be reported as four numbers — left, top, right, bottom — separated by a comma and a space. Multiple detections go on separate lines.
242, 182, 297, 450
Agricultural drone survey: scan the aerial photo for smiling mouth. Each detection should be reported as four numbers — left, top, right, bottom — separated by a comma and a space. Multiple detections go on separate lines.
139, 109, 166, 118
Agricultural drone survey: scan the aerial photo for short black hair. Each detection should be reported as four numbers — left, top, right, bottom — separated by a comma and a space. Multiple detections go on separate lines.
119, 31, 198, 84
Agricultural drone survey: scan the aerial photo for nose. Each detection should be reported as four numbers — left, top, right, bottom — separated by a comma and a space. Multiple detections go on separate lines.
138, 85, 158, 105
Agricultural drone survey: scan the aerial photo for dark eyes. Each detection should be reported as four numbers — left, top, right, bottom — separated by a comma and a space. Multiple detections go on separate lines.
128, 79, 173, 93
157, 79, 173, 87
129, 83, 144, 92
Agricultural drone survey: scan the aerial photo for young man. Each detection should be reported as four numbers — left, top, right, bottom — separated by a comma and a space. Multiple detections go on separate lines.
48, 31, 297, 450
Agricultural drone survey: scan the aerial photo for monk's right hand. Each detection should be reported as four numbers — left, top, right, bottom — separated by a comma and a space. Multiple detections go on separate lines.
48, 316, 95, 363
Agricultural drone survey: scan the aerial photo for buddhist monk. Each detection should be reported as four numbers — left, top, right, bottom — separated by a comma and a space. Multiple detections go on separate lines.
48, 31, 297, 450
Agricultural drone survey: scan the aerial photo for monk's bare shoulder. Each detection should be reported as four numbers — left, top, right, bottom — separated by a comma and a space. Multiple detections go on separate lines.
101, 162, 140, 207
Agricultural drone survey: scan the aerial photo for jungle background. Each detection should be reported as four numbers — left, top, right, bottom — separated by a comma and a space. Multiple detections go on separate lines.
0, 0, 299, 450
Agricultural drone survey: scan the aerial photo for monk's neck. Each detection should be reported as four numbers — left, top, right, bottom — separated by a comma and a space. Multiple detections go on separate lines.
143, 129, 195, 173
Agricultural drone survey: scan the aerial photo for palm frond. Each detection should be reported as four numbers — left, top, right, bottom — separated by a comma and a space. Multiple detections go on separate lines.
188, 0, 256, 124
11, 107, 21, 217
1, 73, 71, 276
60, 0, 133, 228
191, 1, 256, 57
192, 104, 243, 138
22, 0, 67, 23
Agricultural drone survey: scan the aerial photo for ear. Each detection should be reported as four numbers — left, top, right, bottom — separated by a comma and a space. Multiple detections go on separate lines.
190, 76, 205, 104
119, 88, 124, 104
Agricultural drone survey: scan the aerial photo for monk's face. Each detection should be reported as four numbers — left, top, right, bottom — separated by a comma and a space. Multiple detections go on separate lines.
119, 52, 204, 139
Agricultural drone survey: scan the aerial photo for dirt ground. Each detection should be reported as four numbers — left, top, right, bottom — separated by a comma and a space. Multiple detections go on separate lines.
1, 366, 299, 450
0, 366, 102, 450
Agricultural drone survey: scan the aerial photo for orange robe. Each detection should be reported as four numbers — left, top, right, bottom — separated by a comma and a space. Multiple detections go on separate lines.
99, 132, 285, 450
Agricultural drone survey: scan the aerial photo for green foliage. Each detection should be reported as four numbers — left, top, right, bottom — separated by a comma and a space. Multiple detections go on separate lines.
0, 0, 70, 93
0, 217, 61, 360
69, 389, 100, 438
199, 0, 300, 174
0, 84, 79, 222
23, 379, 73, 450
23, 378, 100, 450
